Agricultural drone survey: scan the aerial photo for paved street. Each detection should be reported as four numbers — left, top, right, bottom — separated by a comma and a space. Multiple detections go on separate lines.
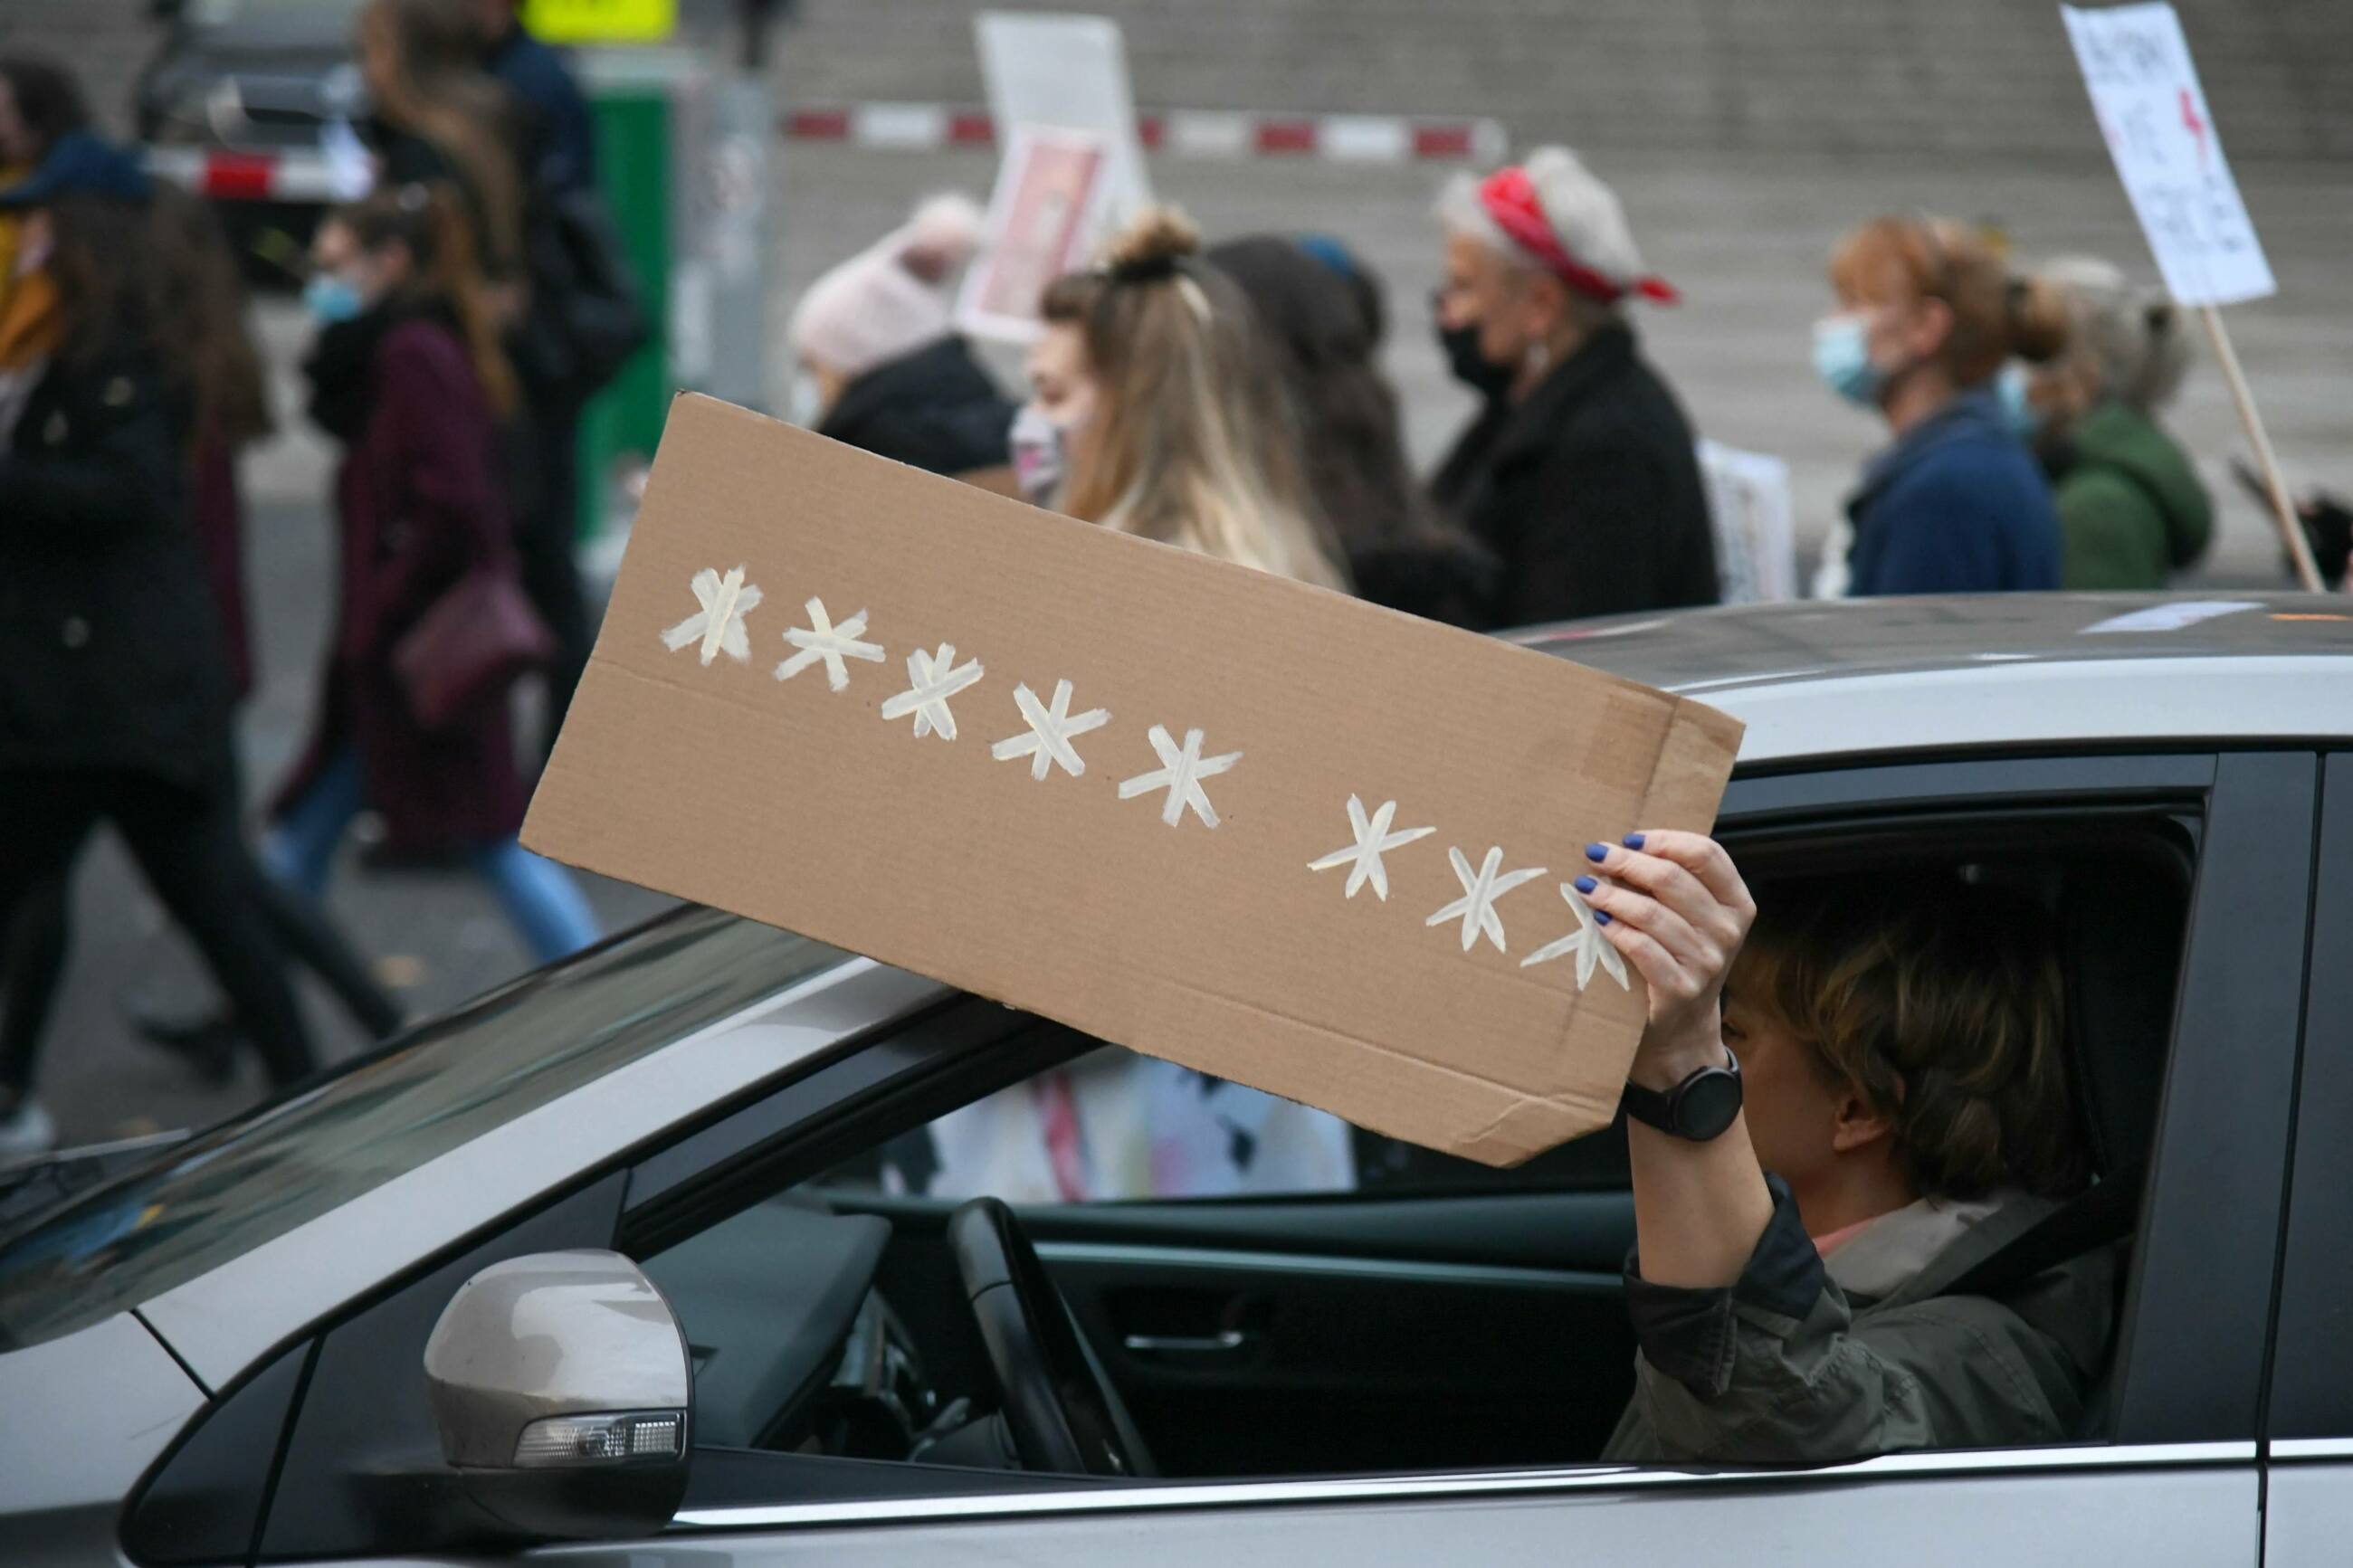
33, 141, 2353, 1145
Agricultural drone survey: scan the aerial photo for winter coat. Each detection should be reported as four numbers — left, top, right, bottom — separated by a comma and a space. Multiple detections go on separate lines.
2043, 400, 2214, 591
1429, 321, 1719, 631
1605, 1177, 2118, 1464
273, 307, 528, 852
192, 434, 254, 701
1846, 391, 2062, 595
0, 344, 233, 797
816, 336, 1015, 478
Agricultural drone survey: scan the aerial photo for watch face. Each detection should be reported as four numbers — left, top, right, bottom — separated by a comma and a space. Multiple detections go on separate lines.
1678, 1071, 1745, 1140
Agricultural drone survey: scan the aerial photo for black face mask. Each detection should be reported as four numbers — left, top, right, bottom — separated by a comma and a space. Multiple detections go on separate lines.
1435, 310, 1516, 400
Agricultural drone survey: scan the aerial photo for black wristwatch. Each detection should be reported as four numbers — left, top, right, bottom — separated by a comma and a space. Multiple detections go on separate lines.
1621, 1046, 1743, 1141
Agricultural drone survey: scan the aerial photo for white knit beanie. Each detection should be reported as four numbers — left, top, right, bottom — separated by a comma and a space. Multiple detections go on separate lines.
789, 193, 986, 379
1437, 146, 1672, 303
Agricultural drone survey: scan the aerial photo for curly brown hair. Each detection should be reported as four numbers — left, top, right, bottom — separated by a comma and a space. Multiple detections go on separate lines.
1730, 873, 2085, 1202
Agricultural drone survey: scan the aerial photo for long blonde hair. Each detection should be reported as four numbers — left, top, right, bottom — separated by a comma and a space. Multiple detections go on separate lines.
1041, 209, 1346, 590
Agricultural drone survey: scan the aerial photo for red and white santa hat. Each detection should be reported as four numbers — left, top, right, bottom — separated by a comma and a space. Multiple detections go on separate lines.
1441, 146, 1677, 306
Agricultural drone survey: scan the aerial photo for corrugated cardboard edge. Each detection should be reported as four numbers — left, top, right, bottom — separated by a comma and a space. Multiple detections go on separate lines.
1431, 690, 1745, 1164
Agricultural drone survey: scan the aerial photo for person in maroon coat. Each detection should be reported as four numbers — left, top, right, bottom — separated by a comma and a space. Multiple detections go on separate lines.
267, 184, 596, 962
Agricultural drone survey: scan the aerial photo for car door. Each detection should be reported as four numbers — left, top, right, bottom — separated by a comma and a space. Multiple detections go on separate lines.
617, 750, 2304, 1567
2257, 749, 2353, 1567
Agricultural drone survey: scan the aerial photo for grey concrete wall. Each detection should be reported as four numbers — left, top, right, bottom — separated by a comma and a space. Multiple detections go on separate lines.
0, 0, 157, 136
777, 0, 2353, 161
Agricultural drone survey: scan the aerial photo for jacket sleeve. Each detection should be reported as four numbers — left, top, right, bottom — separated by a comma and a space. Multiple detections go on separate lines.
1606, 1179, 2072, 1464
1503, 441, 1673, 625
0, 367, 179, 543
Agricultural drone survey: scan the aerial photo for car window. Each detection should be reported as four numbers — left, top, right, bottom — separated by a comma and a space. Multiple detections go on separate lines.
820, 1044, 1631, 1205
0, 909, 844, 1352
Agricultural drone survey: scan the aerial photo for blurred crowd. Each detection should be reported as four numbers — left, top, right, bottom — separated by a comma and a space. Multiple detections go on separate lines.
1, 2, 2347, 1169
0, 0, 639, 1157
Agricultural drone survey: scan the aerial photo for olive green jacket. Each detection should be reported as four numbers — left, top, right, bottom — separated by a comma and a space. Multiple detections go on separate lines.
2049, 401, 2214, 591
1604, 1178, 2120, 1465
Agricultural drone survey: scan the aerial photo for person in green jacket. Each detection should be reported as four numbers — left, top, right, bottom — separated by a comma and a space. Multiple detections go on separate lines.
1575, 834, 2110, 1464
2000, 256, 2214, 589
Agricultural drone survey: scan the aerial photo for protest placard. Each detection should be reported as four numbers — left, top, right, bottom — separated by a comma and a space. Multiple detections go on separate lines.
976, 13, 1152, 229
524, 398, 1744, 1164
957, 128, 1113, 342
2061, 3, 2271, 308
2062, 2, 2320, 590
1697, 440, 1797, 605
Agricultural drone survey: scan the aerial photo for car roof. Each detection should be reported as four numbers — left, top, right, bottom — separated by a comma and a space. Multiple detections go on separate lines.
1516, 594, 2353, 765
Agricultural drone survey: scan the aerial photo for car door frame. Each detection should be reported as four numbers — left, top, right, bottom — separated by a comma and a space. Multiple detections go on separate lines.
2256, 748, 2352, 1566
609, 746, 2309, 1566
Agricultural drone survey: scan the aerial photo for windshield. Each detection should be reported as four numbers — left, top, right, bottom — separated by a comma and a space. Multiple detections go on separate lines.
0, 908, 846, 1352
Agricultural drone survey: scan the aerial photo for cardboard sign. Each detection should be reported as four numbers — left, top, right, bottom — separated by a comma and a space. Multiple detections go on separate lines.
524, 397, 1743, 1164
2062, 3, 2274, 306
957, 127, 1113, 343
1697, 440, 1798, 605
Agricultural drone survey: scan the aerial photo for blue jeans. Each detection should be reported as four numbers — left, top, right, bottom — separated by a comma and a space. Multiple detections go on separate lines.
264, 747, 600, 965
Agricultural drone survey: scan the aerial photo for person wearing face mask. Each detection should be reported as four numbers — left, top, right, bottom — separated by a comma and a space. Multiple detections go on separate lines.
272, 185, 599, 966
1999, 257, 2211, 591
786, 193, 1014, 484
1817, 217, 2069, 596
1427, 147, 1717, 631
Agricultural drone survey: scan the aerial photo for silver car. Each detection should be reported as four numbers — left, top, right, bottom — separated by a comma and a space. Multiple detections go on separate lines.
6, 594, 2351, 1566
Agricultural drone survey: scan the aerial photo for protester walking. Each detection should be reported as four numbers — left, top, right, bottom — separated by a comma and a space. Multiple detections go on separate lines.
463, 0, 646, 749
918, 209, 1356, 1202
0, 134, 319, 1153
2005, 256, 2212, 590
790, 193, 1015, 480
1427, 147, 1716, 630
1207, 233, 1497, 628
1028, 208, 1346, 588
1816, 216, 2068, 596
275, 186, 598, 965
356, 0, 527, 286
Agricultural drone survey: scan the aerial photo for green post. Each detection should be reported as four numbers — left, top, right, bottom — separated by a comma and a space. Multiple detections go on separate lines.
573, 49, 703, 542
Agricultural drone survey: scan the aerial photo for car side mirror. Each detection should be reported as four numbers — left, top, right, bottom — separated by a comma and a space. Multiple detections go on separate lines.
423, 1250, 692, 1541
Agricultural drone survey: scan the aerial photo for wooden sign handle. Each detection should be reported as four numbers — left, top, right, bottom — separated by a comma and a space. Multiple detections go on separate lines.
2199, 303, 2324, 593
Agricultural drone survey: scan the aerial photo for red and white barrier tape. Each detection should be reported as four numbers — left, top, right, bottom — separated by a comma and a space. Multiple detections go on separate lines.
147, 104, 1505, 203
785, 104, 1508, 162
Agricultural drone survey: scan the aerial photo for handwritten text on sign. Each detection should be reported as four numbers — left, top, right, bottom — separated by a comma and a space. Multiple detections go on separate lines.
2062, 3, 2273, 307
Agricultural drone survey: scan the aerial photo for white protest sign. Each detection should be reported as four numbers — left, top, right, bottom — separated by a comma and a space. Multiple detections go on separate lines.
957, 127, 1114, 343
976, 12, 1153, 230
2061, 3, 2274, 307
1696, 440, 1798, 604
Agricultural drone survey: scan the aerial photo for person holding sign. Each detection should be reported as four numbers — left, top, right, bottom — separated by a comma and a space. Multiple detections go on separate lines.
2005, 256, 2213, 591
1582, 835, 2108, 1463
1816, 217, 2069, 596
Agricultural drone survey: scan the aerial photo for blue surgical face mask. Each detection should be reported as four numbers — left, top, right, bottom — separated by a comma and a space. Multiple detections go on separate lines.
1811, 313, 1882, 407
303, 273, 365, 326
1996, 361, 2043, 440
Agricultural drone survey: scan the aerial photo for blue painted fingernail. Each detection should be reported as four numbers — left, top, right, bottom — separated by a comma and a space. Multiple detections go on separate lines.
1585, 843, 1608, 862
1574, 875, 1597, 895
1595, 910, 1612, 925
1623, 832, 1646, 850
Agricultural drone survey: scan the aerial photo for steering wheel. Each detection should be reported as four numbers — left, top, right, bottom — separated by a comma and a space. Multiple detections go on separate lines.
946, 1197, 1156, 1478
